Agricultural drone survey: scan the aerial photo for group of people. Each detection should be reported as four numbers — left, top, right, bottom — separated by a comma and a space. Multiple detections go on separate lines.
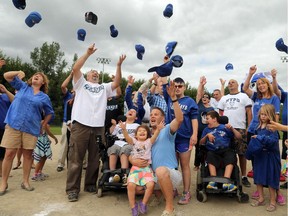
0, 44, 287, 216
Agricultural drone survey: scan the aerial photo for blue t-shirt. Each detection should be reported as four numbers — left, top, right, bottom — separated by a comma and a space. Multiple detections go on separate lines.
0, 93, 11, 129
151, 124, 178, 171
201, 124, 234, 150
280, 90, 287, 125
5, 77, 54, 137
248, 92, 280, 134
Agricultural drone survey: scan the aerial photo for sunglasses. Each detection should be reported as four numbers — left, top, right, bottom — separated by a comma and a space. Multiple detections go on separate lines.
202, 95, 210, 99
175, 85, 183, 89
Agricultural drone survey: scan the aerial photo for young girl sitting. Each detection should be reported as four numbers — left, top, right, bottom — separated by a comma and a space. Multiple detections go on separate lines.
246, 104, 281, 212
119, 121, 164, 216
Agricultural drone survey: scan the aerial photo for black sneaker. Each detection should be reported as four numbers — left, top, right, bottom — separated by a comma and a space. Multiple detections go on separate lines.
242, 177, 251, 187
84, 186, 96, 193
57, 167, 64, 172
68, 192, 78, 202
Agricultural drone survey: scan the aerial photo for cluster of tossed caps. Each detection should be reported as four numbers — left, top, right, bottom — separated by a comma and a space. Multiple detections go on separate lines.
13, 0, 42, 27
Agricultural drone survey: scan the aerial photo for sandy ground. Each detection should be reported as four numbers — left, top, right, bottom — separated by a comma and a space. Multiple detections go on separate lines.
0, 136, 287, 216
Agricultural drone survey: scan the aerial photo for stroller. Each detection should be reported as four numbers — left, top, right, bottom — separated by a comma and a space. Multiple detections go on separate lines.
97, 133, 130, 198
196, 116, 249, 203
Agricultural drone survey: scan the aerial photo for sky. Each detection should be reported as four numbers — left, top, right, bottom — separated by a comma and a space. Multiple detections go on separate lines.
0, 0, 287, 92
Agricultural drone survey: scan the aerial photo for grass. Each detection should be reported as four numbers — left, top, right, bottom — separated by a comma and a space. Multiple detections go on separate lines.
50, 126, 62, 135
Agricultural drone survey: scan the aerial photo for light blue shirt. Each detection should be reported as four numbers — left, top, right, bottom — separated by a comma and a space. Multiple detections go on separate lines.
5, 76, 54, 137
151, 124, 178, 171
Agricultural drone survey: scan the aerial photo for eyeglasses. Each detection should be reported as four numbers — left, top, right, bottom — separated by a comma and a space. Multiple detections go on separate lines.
202, 95, 209, 99
175, 85, 183, 89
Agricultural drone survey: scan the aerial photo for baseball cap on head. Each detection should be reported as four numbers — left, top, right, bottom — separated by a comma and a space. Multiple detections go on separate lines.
165, 41, 177, 58
148, 61, 173, 77
25, 12, 42, 27
77, 29, 86, 41
275, 38, 288, 54
85, 12, 98, 25
171, 55, 183, 68
110, 25, 118, 38
13, 0, 26, 10
135, 44, 145, 60
163, 4, 173, 18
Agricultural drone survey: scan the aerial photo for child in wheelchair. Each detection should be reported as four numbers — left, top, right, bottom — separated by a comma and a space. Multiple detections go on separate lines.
199, 110, 242, 192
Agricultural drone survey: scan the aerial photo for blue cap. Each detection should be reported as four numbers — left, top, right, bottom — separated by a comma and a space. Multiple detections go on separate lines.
135, 44, 145, 60
163, 4, 173, 18
275, 38, 288, 54
25, 12, 42, 27
251, 72, 266, 83
77, 29, 86, 41
225, 63, 233, 71
171, 55, 183, 68
85, 12, 98, 25
148, 61, 173, 77
165, 41, 177, 57
12, 0, 26, 10
110, 25, 118, 38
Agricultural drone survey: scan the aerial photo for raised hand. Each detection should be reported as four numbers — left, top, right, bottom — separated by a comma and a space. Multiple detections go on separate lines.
117, 54, 126, 66
87, 43, 97, 55
249, 65, 257, 75
166, 80, 176, 99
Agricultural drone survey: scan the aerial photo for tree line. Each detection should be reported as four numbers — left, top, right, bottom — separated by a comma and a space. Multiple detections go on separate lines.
0, 42, 208, 125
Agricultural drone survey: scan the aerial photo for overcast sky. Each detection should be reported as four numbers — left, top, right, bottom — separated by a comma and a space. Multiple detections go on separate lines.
0, 0, 287, 92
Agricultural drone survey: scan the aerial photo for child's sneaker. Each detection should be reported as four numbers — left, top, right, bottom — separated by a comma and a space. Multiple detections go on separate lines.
276, 194, 286, 206
122, 174, 128, 185
131, 203, 139, 216
138, 201, 147, 214
178, 191, 191, 205
251, 190, 259, 199
247, 170, 253, 178
207, 181, 218, 190
223, 183, 237, 192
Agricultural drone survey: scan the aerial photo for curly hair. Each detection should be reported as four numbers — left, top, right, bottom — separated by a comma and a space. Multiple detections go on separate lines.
27, 72, 49, 94
135, 124, 152, 139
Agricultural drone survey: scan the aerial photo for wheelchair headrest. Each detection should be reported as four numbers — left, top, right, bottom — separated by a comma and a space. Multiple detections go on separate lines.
219, 116, 229, 124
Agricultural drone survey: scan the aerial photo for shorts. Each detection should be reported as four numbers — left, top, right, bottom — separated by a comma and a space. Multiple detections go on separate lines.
232, 128, 247, 155
0, 125, 37, 150
107, 144, 133, 156
128, 165, 156, 186
175, 139, 192, 153
206, 148, 236, 168
154, 167, 182, 190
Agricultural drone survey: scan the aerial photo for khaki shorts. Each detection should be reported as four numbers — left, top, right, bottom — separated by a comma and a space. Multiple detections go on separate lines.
154, 167, 182, 190
0, 125, 38, 150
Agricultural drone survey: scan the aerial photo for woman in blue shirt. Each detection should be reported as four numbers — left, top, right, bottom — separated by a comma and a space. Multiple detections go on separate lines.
0, 70, 54, 195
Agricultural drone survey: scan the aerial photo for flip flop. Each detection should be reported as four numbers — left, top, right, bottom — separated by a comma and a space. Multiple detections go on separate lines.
21, 183, 34, 191
266, 203, 276, 212
0, 184, 8, 196
251, 199, 265, 207
12, 161, 21, 170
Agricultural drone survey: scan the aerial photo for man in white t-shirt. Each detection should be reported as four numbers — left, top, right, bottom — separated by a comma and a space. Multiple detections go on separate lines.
218, 79, 252, 187
66, 43, 126, 202
210, 79, 225, 113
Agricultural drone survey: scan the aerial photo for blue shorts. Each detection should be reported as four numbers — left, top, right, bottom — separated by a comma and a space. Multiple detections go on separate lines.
175, 139, 192, 153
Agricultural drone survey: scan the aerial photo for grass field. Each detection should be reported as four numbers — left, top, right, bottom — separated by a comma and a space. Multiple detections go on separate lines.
50, 126, 62, 135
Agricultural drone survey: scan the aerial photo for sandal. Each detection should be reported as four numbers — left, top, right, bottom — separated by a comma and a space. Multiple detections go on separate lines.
21, 183, 34, 191
251, 199, 265, 207
266, 203, 276, 212
12, 161, 21, 170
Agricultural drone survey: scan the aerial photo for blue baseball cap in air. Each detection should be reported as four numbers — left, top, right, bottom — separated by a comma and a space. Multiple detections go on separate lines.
225, 63, 233, 71
77, 29, 86, 41
25, 12, 42, 27
13, 0, 26, 10
148, 61, 173, 77
110, 25, 118, 38
165, 41, 177, 58
135, 44, 145, 60
163, 4, 173, 18
275, 38, 288, 54
171, 55, 183, 68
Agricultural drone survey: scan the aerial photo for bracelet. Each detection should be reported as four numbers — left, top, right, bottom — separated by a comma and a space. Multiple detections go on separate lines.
172, 99, 178, 103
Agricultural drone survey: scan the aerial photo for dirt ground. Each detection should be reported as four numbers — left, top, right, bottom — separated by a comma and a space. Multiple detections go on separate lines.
0, 136, 287, 216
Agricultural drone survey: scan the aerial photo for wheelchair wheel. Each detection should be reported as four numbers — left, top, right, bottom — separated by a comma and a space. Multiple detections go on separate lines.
196, 190, 207, 203
237, 192, 249, 203
97, 188, 103, 198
